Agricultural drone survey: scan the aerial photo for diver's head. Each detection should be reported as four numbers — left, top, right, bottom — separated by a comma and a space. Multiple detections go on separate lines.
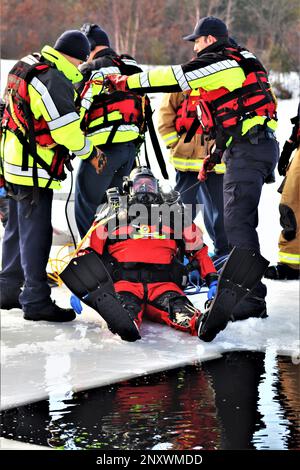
127, 166, 161, 204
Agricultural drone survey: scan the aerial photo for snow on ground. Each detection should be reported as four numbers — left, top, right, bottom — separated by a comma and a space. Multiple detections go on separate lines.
0, 59, 299, 411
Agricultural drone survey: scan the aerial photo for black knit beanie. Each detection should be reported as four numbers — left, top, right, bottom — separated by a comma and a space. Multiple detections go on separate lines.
81, 24, 110, 50
54, 30, 91, 61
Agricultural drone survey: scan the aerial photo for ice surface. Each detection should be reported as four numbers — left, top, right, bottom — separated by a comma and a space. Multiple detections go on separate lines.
1, 278, 299, 411
0, 60, 299, 411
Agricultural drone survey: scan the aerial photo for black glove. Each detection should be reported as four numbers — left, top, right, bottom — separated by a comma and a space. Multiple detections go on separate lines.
210, 148, 223, 164
278, 141, 296, 176
0, 98, 5, 120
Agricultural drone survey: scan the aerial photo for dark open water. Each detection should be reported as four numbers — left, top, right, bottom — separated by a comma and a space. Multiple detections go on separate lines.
1, 351, 299, 450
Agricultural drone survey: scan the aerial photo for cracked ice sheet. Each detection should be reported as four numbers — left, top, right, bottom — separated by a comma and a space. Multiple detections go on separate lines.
1, 279, 299, 411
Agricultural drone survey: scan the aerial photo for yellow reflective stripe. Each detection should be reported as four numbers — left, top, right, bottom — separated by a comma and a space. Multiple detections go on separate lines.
170, 157, 226, 173
214, 163, 226, 173
278, 252, 300, 265
162, 132, 179, 145
132, 233, 166, 239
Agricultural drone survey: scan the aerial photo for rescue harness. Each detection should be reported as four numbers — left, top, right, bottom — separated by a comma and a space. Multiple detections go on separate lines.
2, 54, 71, 189
182, 46, 277, 143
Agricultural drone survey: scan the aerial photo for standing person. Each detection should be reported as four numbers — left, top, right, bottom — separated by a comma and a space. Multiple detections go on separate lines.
0, 98, 9, 227
265, 103, 300, 280
75, 24, 145, 238
158, 90, 229, 259
106, 16, 279, 319
0, 30, 105, 321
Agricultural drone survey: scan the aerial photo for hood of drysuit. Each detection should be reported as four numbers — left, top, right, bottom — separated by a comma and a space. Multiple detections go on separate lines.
41, 45, 83, 84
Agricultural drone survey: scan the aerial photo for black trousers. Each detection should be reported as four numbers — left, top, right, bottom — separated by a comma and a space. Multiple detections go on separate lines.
223, 134, 279, 301
75, 142, 136, 238
175, 170, 229, 256
0, 184, 53, 311
223, 135, 279, 253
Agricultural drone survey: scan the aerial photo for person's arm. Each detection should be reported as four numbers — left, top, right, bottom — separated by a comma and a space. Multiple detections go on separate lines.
157, 92, 183, 149
183, 223, 217, 281
28, 71, 95, 161
107, 54, 245, 94
278, 107, 300, 176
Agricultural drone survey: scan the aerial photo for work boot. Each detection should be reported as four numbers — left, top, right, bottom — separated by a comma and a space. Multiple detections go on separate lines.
0, 288, 22, 310
23, 301, 76, 322
264, 263, 300, 280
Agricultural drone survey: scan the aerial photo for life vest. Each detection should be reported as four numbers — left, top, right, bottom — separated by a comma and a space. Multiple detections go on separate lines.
81, 54, 145, 142
185, 47, 277, 142
82, 90, 144, 136
199, 47, 277, 135
175, 90, 203, 135
2, 54, 69, 184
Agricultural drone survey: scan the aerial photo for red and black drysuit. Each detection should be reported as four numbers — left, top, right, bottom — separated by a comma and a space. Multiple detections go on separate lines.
84, 205, 217, 336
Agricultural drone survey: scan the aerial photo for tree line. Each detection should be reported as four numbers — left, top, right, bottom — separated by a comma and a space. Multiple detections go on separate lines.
1, 0, 299, 72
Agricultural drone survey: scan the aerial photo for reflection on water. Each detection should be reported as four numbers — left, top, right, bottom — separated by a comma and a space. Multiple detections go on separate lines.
1, 351, 299, 450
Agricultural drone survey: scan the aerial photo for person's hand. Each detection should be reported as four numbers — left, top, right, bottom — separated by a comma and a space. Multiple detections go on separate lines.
198, 155, 216, 181
70, 294, 82, 314
0, 176, 6, 198
90, 147, 107, 175
278, 140, 295, 176
198, 147, 223, 182
207, 280, 218, 300
104, 74, 129, 92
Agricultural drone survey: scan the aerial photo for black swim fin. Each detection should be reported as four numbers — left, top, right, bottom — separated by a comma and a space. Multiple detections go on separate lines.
199, 247, 269, 342
60, 251, 141, 342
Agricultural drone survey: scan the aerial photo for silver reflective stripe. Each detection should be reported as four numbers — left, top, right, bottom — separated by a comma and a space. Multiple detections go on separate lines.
139, 72, 150, 88
93, 67, 120, 76
87, 125, 113, 137
21, 55, 39, 65
4, 161, 50, 180
87, 124, 139, 137
81, 97, 92, 110
121, 58, 138, 66
48, 112, 79, 130
81, 85, 93, 111
241, 51, 256, 60
172, 65, 190, 91
117, 124, 139, 133
30, 77, 60, 120
73, 139, 92, 156
185, 59, 239, 81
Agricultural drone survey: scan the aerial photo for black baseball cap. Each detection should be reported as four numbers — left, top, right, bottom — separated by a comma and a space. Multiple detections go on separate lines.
183, 16, 228, 41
